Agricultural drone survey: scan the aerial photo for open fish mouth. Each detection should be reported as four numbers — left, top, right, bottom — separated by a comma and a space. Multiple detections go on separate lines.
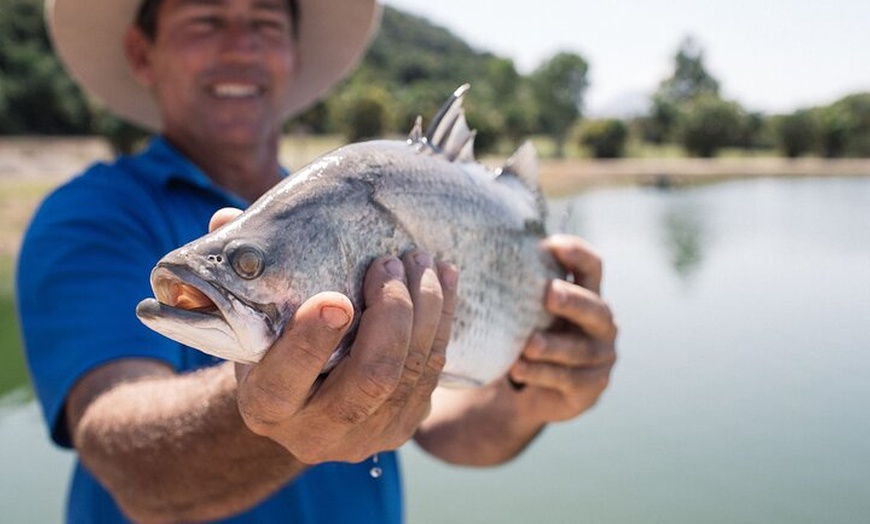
149, 266, 230, 321
136, 266, 278, 363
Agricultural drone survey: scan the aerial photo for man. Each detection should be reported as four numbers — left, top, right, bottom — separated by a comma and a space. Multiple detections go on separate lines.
17, 0, 617, 522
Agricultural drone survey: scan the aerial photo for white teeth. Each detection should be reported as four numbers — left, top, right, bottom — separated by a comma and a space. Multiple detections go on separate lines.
212, 84, 259, 98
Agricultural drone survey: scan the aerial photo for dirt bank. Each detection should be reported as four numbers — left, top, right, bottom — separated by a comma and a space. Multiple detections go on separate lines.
2, 136, 869, 257
538, 157, 870, 196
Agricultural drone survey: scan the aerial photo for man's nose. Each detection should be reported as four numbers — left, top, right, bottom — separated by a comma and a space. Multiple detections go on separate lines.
219, 19, 261, 58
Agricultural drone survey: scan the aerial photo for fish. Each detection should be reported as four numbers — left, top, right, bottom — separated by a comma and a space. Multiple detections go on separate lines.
136, 84, 561, 387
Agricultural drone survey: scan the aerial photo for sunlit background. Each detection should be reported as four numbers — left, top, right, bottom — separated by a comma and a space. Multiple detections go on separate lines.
1, 0, 868, 522
386, 0, 870, 115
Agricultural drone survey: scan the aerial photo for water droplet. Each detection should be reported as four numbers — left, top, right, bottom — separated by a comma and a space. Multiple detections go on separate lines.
369, 453, 383, 479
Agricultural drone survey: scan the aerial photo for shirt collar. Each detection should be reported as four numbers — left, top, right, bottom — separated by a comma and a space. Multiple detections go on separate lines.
139, 136, 287, 208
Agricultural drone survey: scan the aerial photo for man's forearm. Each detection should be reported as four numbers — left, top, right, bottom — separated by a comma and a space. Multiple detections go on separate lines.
414, 380, 546, 467
69, 360, 306, 523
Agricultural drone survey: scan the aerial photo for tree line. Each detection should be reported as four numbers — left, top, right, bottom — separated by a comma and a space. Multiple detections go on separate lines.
1, 0, 867, 158
628, 37, 870, 159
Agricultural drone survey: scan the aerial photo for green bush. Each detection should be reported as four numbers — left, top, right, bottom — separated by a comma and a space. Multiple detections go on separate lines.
579, 119, 628, 158
678, 95, 745, 157
330, 84, 393, 142
776, 110, 819, 158
819, 93, 870, 157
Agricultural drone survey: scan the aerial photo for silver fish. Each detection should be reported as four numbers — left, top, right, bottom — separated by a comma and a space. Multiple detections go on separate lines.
136, 85, 561, 387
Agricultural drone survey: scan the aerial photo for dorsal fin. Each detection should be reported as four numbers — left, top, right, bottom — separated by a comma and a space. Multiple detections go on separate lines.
499, 141, 539, 189
497, 141, 547, 218
419, 84, 476, 162
407, 115, 424, 142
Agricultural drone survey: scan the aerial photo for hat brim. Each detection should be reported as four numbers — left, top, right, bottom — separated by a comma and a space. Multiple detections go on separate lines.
46, 0, 381, 131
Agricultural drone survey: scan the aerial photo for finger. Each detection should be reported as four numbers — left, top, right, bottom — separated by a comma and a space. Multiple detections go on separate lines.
209, 207, 243, 232
430, 261, 458, 374
524, 331, 615, 368
546, 279, 617, 341
375, 251, 440, 433
400, 250, 443, 385
387, 259, 458, 445
238, 292, 353, 430
405, 261, 456, 400
544, 234, 603, 294
316, 257, 412, 423
510, 358, 612, 395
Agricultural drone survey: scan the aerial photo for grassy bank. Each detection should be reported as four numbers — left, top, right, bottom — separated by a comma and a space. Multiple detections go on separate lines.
0, 177, 64, 259
0, 179, 29, 395
0, 254, 29, 398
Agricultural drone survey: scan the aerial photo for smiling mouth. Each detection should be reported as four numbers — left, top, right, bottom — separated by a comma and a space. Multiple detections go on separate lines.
211, 83, 263, 99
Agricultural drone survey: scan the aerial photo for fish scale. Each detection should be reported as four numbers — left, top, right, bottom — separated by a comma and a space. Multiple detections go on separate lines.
137, 85, 562, 387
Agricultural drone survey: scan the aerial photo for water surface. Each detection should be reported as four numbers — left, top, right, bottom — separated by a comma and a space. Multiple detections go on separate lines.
403, 176, 870, 523
2, 176, 869, 523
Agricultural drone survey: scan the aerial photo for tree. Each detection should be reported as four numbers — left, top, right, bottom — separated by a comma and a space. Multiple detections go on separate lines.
657, 36, 720, 105
818, 93, 870, 157
579, 119, 629, 158
486, 57, 522, 104
644, 36, 720, 144
638, 95, 680, 144
678, 94, 745, 157
776, 110, 819, 158
0, 0, 91, 134
329, 82, 394, 142
530, 52, 589, 157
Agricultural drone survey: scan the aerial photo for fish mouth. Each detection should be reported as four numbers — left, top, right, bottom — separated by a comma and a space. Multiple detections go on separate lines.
136, 265, 279, 363
151, 265, 231, 321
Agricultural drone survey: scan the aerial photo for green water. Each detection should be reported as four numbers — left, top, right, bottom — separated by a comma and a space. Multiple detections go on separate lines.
2, 176, 869, 523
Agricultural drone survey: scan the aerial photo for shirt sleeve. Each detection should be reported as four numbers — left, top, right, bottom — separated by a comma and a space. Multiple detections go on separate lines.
16, 165, 184, 447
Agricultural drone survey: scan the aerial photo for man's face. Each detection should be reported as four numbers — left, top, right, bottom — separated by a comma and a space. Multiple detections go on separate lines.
129, 0, 298, 147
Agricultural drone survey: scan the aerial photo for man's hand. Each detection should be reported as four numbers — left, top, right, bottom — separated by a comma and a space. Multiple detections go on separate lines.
508, 234, 618, 424
210, 208, 458, 464
416, 233, 616, 466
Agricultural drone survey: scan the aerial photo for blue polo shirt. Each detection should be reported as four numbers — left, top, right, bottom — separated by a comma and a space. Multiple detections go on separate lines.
16, 137, 401, 523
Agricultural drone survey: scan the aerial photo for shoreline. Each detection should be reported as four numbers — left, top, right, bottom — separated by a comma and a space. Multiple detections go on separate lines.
538, 156, 870, 195
1, 135, 868, 186
2, 136, 869, 257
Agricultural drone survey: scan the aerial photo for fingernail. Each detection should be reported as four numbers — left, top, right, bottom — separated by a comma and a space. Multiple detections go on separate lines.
320, 306, 350, 329
528, 332, 546, 355
414, 251, 433, 268
511, 361, 528, 379
438, 264, 458, 290
551, 280, 568, 307
384, 257, 404, 279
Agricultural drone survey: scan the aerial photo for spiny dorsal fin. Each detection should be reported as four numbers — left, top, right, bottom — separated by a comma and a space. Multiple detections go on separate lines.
407, 115, 423, 142
420, 84, 476, 162
498, 141, 547, 218
499, 141, 539, 190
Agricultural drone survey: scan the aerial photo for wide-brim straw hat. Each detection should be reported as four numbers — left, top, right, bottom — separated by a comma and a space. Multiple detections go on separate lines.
45, 0, 381, 131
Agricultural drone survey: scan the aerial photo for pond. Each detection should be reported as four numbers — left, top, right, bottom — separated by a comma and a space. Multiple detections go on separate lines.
2, 176, 869, 523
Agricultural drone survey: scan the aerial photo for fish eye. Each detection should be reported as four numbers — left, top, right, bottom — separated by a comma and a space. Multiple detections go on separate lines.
229, 244, 265, 280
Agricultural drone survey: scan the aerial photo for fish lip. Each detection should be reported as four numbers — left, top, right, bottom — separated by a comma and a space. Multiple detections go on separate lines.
149, 264, 280, 342
151, 264, 232, 318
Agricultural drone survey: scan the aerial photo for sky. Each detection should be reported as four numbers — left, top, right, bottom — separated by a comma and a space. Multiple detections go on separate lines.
384, 0, 870, 116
